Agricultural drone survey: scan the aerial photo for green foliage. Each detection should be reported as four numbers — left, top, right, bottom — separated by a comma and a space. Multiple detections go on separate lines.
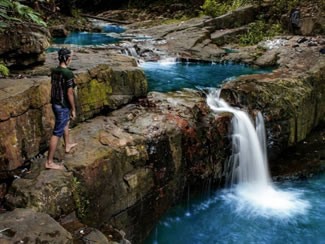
201, 0, 255, 17
0, 0, 46, 27
0, 64, 9, 77
273, 0, 299, 13
239, 21, 284, 46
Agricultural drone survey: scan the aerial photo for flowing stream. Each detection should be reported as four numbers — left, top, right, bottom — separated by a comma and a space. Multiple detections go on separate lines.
143, 60, 324, 244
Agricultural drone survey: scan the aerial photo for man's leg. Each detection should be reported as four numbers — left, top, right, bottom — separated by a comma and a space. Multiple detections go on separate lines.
46, 135, 64, 170
64, 121, 77, 153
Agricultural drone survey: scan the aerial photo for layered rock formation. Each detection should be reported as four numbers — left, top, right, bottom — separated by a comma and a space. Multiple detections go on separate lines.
5, 90, 231, 243
0, 23, 50, 67
125, 5, 260, 61
0, 52, 147, 172
220, 36, 325, 160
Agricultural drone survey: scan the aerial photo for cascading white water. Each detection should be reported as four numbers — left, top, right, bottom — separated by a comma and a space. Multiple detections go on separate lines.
207, 88, 310, 218
207, 89, 270, 186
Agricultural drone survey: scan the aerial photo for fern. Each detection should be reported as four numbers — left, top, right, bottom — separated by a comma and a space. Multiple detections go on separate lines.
0, 0, 47, 27
0, 0, 13, 8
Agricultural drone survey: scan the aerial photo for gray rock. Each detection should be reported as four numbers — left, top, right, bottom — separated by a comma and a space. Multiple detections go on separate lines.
0, 208, 73, 243
5, 166, 75, 219
50, 25, 70, 37
83, 229, 110, 244
204, 5, 258, 30
255, 51, 278, 67
211, 26, 249, 46
0, 23, 50, 67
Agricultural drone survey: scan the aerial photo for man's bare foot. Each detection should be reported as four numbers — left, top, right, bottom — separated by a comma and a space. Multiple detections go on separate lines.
45, 161, 65, 170
65, 143, 78, 153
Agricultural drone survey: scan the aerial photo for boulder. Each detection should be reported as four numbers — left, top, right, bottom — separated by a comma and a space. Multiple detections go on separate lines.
255, 50, 278, 67
0, 208, 72, 243
220, 59, 325, 159
0, 77, 53, 171
83, 229, 111, 244
50, 24, 70, 37
0, 23, 50, 67
5, 167, 75, 218
211, 26, 249, 46
299, 17, 324, 36
204, 5, 259, 30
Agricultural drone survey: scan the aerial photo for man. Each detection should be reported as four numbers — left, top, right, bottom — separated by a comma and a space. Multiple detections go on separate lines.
46, 48, 77, 170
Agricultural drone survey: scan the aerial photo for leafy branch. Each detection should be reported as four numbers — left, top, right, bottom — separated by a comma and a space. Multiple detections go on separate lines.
0, 0, 47, 28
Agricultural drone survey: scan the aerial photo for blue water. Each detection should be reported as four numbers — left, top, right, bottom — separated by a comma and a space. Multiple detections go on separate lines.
140, 61, 272, 92
46, 47, 60, 53
144, 175, 325, 244
53, 32, 121, 45
102, 25, 125, 33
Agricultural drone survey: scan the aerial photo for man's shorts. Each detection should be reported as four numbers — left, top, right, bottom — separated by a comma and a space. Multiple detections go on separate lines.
52, 104, 70, 137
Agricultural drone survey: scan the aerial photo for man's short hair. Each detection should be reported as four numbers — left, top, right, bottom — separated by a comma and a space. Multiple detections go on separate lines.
58, 48, 71, 63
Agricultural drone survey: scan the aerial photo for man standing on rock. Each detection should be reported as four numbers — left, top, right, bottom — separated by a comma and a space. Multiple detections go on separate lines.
46, 48, 77, 170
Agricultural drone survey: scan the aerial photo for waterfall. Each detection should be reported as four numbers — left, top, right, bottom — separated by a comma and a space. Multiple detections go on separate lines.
127, 47, 138, 57
206, 89, 270, 186
207, 88, 309, 218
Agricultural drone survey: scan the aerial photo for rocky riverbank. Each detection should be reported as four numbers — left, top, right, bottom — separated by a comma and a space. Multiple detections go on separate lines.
2, 2, 325, 244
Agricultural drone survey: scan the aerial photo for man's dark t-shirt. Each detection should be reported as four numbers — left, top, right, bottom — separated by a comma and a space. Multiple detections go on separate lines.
50, 66, 75, 108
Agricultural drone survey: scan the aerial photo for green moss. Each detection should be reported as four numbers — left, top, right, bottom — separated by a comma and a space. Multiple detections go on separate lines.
78, 79, 112, 112
200, 0, 258, 17
71, 177, 89, 219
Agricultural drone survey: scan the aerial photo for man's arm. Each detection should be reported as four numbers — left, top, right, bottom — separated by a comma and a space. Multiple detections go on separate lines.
67, 87, 76, 120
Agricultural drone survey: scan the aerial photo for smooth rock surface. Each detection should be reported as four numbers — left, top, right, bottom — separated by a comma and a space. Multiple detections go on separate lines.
0, 208, 73, 243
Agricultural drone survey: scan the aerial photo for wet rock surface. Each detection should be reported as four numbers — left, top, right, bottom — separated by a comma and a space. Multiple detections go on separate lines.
0, 208, 73, 243
271, 125, 325, 181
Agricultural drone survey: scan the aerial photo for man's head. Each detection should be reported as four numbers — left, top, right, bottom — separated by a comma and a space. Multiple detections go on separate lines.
58, 48, 72, 65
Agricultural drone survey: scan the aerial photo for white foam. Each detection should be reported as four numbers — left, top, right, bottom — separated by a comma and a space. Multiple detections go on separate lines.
206, 88, 310, 218
223, 184, 310, 219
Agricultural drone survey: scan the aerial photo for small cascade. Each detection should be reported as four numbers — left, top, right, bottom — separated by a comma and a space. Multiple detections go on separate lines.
206, 88, 309, 218
125, 47, 138, 57
207, 89, 270, 187
158, 57, 177, 65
